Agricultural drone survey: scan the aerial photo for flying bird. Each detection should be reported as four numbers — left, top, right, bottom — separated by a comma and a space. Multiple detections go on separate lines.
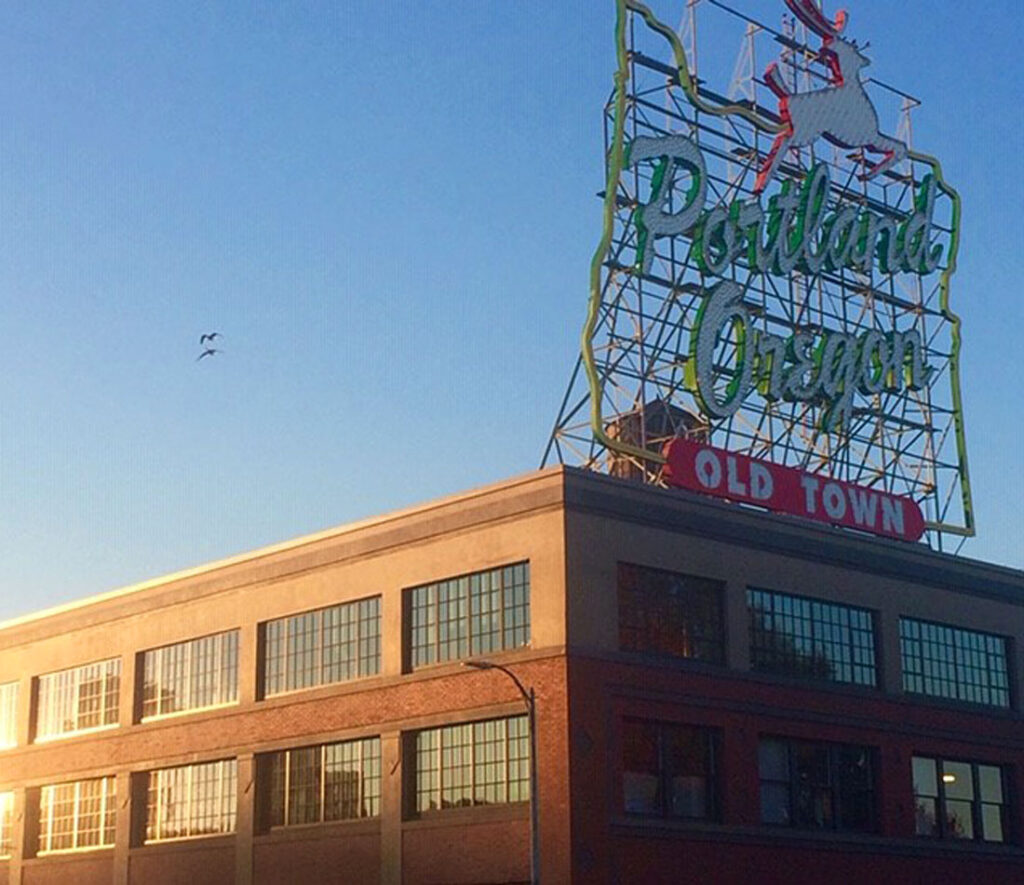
196, 348, 221, 361
199, 332, 221, 345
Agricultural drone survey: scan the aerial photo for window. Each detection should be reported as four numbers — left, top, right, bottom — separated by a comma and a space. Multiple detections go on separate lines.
748, 589, 877, 686
618, 563, 724, 663
759, 738, 875, 832
145, 759, 237, 842
408, 563, 530, 668
622, 719, 716, 820
36, 659, 120, 741
0, 682, 17, 748
913, 756, 1010, 843
0, 791, 13, 857
38, 777, 116, 853
263, 597, 381, 697
413, 715, 529, 813
264, 737, 381, 828
900, 618, 1010, 708
142, 630, 239, 720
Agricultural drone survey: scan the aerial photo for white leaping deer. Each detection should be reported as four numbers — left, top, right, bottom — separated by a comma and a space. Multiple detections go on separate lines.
754, 0, 907, 194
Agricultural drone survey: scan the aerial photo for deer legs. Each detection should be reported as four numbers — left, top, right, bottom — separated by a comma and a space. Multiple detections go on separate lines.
754, 130, 793, 194
860, 136, 908, 180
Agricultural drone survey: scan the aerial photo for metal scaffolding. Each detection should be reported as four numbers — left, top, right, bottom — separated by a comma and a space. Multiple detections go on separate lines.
543, 0, 973, 550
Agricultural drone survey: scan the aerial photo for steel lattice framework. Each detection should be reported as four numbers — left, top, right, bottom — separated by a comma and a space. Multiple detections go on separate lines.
544, 0, 973, 549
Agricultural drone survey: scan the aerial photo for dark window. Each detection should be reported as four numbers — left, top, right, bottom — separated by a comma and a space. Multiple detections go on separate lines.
413, 716, 529, 813
748, 589, 877, 686
263, 598, 381, 697
913, 756, 1010, 843
622, 720, 716, 820
618, 564, 724, 663
263, 737, 381, 828
759, 737, 875, 832
407, 563, 530, 668
900, 618, 1010, 708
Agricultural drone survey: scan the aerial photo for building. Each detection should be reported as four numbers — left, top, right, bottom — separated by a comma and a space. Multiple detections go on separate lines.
0, 466, 1021, 884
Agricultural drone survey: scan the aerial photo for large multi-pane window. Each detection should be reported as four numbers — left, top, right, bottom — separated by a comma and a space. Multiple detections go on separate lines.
748, 589, 877, 686
622, 719, 716, 821
759, 737, 875, 833
408, 563, 530, 668
142, 630, 239, 720
0, 791, 13, 857
900, 618, 1011, 708
264, 737, 381, 828
263, 597, 381, 697
36, 659, 120, 741
913, 756, 1010, 843
413, 715, 529, 813
0, 681, 18, 748
618, 563, 724, 663
38, 777, 116, 853
145, 759, 237, 842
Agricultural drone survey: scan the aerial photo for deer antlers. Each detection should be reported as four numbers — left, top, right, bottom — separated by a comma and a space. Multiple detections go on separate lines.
785, 0, 848, 38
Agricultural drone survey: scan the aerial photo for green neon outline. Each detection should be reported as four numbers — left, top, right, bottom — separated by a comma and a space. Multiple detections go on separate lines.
581, 0, 973, 535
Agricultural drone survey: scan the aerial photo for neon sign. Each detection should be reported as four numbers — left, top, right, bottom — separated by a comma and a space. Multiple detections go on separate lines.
547, 0, 974, 543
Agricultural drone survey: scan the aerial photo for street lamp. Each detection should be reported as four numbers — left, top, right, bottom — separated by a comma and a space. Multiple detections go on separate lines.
462, 660, 540, 885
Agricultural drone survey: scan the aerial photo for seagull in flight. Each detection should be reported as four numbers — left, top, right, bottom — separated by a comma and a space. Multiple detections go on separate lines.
196, 348, 221, 361
199, 332, 221, 345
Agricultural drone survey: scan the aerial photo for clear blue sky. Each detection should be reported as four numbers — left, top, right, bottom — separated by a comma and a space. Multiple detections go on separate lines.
0, 1, 1021, 620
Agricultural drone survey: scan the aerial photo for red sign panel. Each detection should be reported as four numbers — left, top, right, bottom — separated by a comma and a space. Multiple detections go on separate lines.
662, 438, 926, 542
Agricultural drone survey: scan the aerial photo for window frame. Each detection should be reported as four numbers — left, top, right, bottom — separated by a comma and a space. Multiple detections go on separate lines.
262, 596, 382, 699
0, 681, 18, 749
406, 562, 531, 670
141, 630, 239, 721
617, 562, 725, 665
34, 658, 121, 742
262, 736, 381, 830
411, 715, 530, 816
758, 736, 877, 834
0, 791, 13, 858
912, 754, 1012, 844
899, 617, 1012, 709
144, 759, 238, 844
620, 718, 718, 822
747, 588, 879, 687
37, 776, 117, 855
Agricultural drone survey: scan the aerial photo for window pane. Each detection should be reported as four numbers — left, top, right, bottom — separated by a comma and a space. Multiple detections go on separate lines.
287, 747, 321, 826
760, 738, 874, 833
0, 791, 13, 857
912, 756, 937, 798
414, 716, 528, 814
665, 727, 710, 819
915, 797, 938, 836
944, 799, 974, 839
37, 777, 115, 853
619, 564, 724, 663
748, 589, 877, 686
912, 755, 1009, 844
900, 618, 1010, 708
622, 721, 660, 815
264, 598, 381, 697
142, 632, 238, 719
36, 659, 121, 740
145, 760, 236, 842
978, 765, 1003, 803
408, 564, 531, 669
981, 803, 1005, 843
0, 682, 19, 748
